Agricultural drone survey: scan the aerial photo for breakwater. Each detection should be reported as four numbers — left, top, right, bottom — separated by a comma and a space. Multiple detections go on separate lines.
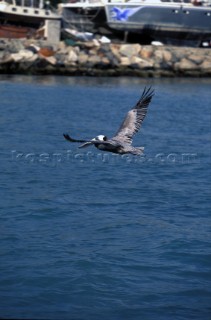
0, 39, 211, 77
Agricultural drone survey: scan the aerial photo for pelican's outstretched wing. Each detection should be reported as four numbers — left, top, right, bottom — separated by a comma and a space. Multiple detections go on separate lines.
63, 134, 89, 143
112, 87, 154, 145
63, 134, 94, 148
63, 134, 121, 149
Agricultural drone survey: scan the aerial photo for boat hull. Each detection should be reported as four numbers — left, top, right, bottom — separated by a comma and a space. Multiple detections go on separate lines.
0, 24, 36, 38
105, 3, 211, 44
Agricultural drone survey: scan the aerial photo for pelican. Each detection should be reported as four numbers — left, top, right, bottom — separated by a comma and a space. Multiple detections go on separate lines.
63, 87, 154, 155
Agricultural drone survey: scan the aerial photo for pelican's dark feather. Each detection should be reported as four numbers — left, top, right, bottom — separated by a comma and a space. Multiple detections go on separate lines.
63, 134, 88, 143
112, 87, 154, 145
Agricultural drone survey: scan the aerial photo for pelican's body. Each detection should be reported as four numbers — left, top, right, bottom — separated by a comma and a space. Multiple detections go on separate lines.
63, 87, 154, 155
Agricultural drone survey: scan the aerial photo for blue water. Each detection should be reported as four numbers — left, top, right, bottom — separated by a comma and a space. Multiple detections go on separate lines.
0, 75, 211, 320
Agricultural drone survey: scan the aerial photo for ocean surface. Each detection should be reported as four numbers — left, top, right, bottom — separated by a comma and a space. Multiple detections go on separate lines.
0, 75, 211, 320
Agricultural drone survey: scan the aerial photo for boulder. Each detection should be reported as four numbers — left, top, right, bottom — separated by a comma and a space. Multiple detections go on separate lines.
174, 58, 198, 71
140, 46, 154, 59
39, 47, 55, 57
67, 49, 78, 63
43, 56, 57, 65
78, 53, 88, 65
107, 43, 120, 59
0, 52, 13, 64
105, 50, 120, 66
119, 43, 141, 58
0, 40, 8, 51
87, 55, 101, 66
130, 56, 154, 69
154, 49, 164, 61
11, 49, 34, 62
163, 50, 172, 63
101, 57, 110, 66
200, 60, 211, 70
27, 53, 38, 62
8, 39, 25, 53
188, 54, 204, 65
120, 56, 130, 66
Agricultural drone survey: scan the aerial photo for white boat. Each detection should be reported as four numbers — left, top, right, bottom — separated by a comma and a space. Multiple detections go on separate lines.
58, 0, 211, 45
0, 0, 61, 38
105, 0, 211, 45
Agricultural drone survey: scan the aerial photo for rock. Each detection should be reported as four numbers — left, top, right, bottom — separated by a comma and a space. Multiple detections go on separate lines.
163, 50, 172, 63
105, 50, 120, 66
171, 47, 189, 61
119, 43, 141, 58
92, 39, 101, 47
8, 39, 25, 53
39, 47, 55, 57
44, 56, 57, 65
0, 52, 13, 64
78, 53, 88, 65
174, 58, 197, 71
11, 49, 34, 62
25, 44, 40, 54
188, 54, 204, 65
131, 56, 154, 69
154, 49, 164, 62
99, 44, 111, 55
140, 46, 154, 59
109, 44, 122, 63
120, 56, 130, 66
0, 51, 4, 60
57, 41, 67, 52
110, 43, 121, 57
82, 41, 97, 48
1, 39, 211, 76
25, 53, 38, 62
19, 49, 34, 59
101, 57, 110, 66
55, 52, 66, 65
89, 48, 99, 56
0, 40, 8, 51
200, 60, 211, 70
87, 55, 101, 66
67, 49, 78, 63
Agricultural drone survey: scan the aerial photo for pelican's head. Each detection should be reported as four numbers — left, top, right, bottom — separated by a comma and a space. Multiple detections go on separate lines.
92, 135, 108, 142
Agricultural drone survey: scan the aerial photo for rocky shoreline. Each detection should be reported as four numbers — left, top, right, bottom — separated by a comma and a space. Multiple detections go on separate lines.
0, 39, 211, 77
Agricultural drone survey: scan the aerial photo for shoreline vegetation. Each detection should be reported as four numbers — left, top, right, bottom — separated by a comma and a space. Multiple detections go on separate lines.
0, 38, 211, 77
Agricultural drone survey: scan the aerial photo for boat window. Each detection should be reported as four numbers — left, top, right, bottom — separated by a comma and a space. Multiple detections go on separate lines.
12, 7, 17, 11
45, 11, 50, 15
34, 10, 39, 14
23, 9, 28, 13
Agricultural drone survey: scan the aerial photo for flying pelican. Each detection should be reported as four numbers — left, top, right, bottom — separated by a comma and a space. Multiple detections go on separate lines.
63, 87, 154, 155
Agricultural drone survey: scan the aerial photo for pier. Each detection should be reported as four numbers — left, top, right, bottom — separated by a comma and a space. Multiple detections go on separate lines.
0, 38, 211, 76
